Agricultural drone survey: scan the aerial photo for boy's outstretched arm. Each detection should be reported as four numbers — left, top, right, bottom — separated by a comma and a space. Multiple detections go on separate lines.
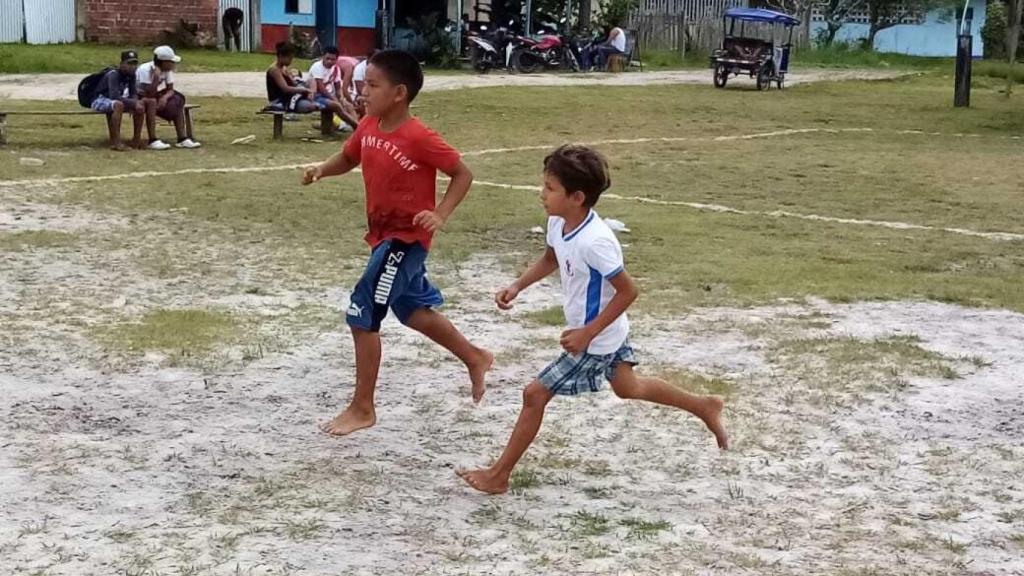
560, 270, 638, 355
495, 247, 558, 310
413, 160, 473, 232
303, 150, 358, 185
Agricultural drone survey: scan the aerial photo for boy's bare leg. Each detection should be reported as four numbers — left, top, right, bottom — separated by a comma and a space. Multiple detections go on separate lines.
328, 99, 359, 129
171, 109, 186, 140
321, 327, 381, 435
609, 363, 729, 449
404, 308, 493, 402
107, 104, 127, 151
130, 102, 146, 148
459, 381, 554, 494
144, 98, 158, 142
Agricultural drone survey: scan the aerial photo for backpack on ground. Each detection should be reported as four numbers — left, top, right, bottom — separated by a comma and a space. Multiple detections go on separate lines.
77, 67, 115, 108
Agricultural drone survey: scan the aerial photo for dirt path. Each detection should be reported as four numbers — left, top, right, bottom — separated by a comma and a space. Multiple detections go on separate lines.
0, 69, 911, 100
2, 180, 1023, 575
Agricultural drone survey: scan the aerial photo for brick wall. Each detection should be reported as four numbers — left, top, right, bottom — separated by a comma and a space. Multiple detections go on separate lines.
84, 0, 220, 46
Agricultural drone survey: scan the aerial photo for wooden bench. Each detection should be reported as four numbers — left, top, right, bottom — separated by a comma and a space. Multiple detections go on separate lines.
0, 104, 200, 145
258, 108, 335, 140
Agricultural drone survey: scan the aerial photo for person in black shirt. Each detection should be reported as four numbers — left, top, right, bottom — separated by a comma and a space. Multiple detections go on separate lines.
265, 42, 317, 113
90, 50, 158, 151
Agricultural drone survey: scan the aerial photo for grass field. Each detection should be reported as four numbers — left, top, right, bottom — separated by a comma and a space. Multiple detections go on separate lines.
1, 73, 1023, 575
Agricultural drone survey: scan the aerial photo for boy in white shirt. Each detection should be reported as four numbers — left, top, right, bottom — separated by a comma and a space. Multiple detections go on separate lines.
459, 145, 728, 495
136, 46, 201, 149
307, 46, 358, 131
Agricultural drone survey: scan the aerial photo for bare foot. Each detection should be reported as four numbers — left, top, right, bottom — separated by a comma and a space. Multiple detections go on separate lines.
131, 139, 145, 150
701, 396, 729, 450
457, 468, 508, 495
467, 348, 494, 404
110, 143, 129, 152
319, 405, 376, 436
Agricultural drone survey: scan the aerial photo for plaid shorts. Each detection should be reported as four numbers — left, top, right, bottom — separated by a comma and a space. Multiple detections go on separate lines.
538, 340, 638, 396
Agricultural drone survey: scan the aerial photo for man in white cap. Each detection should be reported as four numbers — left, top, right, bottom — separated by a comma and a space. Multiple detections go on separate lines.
137, 45, 201, 149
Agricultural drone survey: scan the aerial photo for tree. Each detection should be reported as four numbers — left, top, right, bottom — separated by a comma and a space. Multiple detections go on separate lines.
578, 0, 593, 29
819, 0, 867, 46
982, 0, 1008, 59
596, 0, 639, 29
763, 0, 818, 45
861, 0, 948, 50
1009, 0, 1023, 63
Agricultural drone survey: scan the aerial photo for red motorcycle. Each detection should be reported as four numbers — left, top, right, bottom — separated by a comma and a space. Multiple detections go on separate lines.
510, 30, 579, 73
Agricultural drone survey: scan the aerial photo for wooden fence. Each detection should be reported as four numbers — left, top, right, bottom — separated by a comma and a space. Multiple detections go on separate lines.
628, 0, 812, 57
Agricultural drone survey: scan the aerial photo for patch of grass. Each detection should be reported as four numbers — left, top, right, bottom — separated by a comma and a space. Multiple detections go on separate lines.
0, 43, 284, 74
657, 367, 736, 398
942, 535, 968, 554
997, 508, 1024, 523
0, 230, 75, 252
620, 517, 672, 540
570, 510, 611, 537
770, 335, 961, 397
582, 485, 615, 499
509, 468, 541, 493
281, 516, 326, 541
97, 308, 245, 365
522, 306, 565, 327
792, 44, 949, 70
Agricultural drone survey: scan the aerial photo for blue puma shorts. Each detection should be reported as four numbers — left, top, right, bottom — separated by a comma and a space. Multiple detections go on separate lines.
346, 239, 443, 332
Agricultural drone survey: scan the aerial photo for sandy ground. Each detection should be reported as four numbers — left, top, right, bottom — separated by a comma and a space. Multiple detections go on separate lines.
1, 179, 1023, 576
0, 69, 911, 101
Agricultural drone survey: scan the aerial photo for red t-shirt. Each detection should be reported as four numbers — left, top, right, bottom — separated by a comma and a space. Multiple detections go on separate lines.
342, 116, 461, 250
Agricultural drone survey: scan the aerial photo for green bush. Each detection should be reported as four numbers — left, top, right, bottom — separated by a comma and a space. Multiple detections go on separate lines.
982, 0, 1008, 59
597, 0, 639, 29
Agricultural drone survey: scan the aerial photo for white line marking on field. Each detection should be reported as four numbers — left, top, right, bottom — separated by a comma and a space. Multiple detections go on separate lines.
2, 126, 1021, 242
450, 183, 1024, 242
600, 193, 1024, 242
2, 126, 1019, 188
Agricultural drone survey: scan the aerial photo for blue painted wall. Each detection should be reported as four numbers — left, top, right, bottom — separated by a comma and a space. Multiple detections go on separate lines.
261, 0, 376, 28
338, 0, 376, 27
261, 0, 316, 26
810, 0, 986, 57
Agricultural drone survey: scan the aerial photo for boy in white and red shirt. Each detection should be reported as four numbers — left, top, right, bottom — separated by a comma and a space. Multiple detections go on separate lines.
459, 145, 729, 495
302, 50, 492, 436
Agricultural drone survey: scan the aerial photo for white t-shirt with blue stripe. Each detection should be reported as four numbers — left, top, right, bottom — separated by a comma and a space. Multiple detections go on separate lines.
547, 211, 629, 355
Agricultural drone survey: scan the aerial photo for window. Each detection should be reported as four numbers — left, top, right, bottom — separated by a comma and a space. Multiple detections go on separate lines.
285, 0, 313, 14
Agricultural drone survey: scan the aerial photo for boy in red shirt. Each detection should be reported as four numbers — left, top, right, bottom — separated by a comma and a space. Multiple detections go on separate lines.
302, 50, 493, 436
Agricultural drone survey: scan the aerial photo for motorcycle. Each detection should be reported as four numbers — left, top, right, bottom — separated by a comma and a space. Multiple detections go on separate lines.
510, 20, 579, 74
467, 19, 521, 74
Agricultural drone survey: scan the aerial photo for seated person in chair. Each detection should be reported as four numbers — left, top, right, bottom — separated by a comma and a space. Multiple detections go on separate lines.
583, 26, 627, 71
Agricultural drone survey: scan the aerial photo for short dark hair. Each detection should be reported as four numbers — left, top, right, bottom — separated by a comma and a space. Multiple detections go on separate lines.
323, 45, 339, 55
369, 49, 424, 103
543, 145, 611, 207
275, 41, 296, 57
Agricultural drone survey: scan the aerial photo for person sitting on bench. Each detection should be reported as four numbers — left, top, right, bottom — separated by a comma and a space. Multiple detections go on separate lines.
583, 26, 627, 71
91, 50, 160, 151
308, 46, 359, 132
223, 7, 244, 52
137, 46, 201, 149
266, 42, 317, 113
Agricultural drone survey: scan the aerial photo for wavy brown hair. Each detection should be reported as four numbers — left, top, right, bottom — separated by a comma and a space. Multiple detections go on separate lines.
543, 144, 611, 207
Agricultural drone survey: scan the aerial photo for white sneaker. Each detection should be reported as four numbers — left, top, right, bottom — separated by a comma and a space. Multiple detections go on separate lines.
148, 140, 171, 150
175, 138, 202, 149
336, 124, 353, 133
